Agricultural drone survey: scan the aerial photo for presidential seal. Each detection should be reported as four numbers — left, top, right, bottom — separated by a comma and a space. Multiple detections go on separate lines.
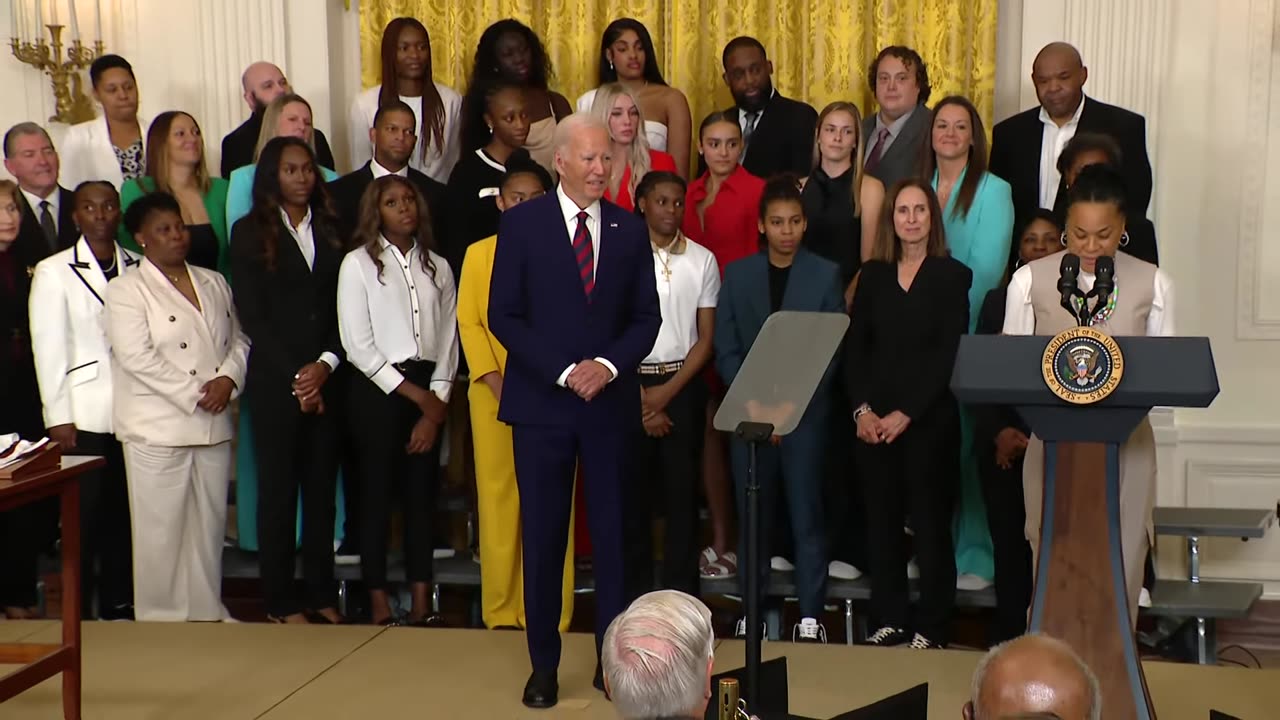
1042, 326, 1124, 404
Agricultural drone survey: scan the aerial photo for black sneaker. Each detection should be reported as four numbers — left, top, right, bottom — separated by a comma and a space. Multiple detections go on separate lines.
862, 626, 909, 646
792, 618, 827, 644
907, 632, 945, 649
335, 541, 360, 566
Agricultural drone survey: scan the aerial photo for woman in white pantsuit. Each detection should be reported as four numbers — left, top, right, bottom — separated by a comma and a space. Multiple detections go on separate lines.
105, 192, 250, 622
1002, 166, 1174, 625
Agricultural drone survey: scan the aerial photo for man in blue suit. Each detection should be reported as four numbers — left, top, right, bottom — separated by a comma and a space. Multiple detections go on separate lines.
489, 113, 662, 709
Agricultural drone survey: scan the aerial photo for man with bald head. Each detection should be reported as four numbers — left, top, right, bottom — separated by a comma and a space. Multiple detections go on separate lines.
990, 42, 1152, 265
489, 113, 661, 709
963, 634, 1101, 720
219, 61, 335, 177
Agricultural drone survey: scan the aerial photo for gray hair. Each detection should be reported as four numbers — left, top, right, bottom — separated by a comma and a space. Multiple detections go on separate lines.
552, 112, 609, 154
4, 122, 53, 158
970, 634, 1101, 720
603, 590, 715, 720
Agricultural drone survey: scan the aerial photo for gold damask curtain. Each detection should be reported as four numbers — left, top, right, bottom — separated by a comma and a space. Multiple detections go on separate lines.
359, 0, 997, 153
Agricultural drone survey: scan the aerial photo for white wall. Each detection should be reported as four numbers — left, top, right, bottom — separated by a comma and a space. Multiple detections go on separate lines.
1011, 0, 1280, 596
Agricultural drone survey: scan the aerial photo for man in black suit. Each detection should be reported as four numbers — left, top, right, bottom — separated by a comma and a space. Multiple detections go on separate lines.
862, 46, 933, 190
220, 62, 336, 177
3, 123, 78, 260
989, 42, 1153, 253
715, 36, 817, 180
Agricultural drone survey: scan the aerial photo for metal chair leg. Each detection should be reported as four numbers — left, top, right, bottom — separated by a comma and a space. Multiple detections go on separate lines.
844, 599, 854, 645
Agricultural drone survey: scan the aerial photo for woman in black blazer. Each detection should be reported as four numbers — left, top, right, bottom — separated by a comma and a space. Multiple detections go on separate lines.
844, 178, 972, 649
230, 137, 345, 624
974, 209, 1059, 644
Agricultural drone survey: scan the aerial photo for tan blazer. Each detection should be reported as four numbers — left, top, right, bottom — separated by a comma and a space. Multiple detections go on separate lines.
29, 238, 142, 434
105, 260, 249, 447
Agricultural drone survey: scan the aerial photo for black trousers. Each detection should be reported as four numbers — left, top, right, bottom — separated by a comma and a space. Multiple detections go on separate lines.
977, 443, 1032, 645
823, 389, 867, 571
858, 407, 959, 642
623, 371, 703, 600
251, 382, 339, 617
0, 369, 54, 609
349, 362, 440, 589
333, 369, 361, 550
75, 431, 133, 617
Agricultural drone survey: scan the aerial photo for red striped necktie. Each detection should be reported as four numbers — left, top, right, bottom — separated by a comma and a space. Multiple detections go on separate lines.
573, 210, 595, 299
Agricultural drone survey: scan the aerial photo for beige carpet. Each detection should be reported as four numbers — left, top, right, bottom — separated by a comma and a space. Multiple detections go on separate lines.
0, 623, 1276, 719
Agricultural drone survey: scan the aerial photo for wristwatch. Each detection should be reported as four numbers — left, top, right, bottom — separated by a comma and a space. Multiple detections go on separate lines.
852, 403, 871, 421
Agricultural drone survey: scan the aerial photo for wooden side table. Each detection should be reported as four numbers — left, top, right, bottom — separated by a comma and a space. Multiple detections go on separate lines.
0, 455, 105, 720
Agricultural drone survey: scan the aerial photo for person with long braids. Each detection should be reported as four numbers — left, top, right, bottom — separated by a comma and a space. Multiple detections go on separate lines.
230, 136, 345, 625
350, 17, 462, 183
337, 175, 458, 625
577, 18, 692, 176
461, 19, 572, 178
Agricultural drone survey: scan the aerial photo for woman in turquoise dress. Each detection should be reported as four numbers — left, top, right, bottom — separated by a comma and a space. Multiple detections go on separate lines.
923, 95, 1014, 586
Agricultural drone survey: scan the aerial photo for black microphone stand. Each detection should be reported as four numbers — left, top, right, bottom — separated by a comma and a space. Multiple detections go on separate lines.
734, 420, 774, 709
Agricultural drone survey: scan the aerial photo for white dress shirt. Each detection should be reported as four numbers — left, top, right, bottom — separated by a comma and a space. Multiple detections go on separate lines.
349, 84, 462, 184
645, 234, 721, 363
336, 235, 458, 401
553, 184, 619, 385
22, 187, 58, 233
1001, 263, 1176, 337
370, 158, 409, 179
278, 207, 341, 372
1038, 98, 1087, 209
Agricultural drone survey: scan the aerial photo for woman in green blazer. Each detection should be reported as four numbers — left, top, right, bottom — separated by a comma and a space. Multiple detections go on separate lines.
119, 111, 231, 277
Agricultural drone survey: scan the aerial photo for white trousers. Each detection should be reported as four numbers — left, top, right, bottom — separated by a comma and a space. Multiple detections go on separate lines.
123, 441, 231, 622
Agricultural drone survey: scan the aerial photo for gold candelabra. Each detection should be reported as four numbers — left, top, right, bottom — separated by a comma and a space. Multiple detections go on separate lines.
10, 24, 104, 125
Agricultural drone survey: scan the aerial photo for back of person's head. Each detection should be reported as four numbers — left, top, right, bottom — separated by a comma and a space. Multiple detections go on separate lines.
964, 634, 1100, 720
123, 191, 181, 236
1055, 132, 1123, 178
500, 150, 553, 193
602, 590, 715, 720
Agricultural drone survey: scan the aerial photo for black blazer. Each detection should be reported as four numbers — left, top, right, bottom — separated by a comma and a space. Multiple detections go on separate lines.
228, 215, 344, 393
990, 96, 1153, 232
16, 186, 78, 260
860, 104, 932, 190
844, 256, 972, 421
327, 163, 454, 272
220, 114, 336, 178
0, 230, 48, 436
699, 92, 817, 181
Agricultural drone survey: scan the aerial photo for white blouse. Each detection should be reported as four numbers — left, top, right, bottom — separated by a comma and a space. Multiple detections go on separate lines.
1001, 263, 1177, 337
336, 236, 458, 401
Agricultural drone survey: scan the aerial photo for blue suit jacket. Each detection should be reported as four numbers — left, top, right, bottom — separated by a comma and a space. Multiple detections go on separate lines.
488, 192, 661, 427
714, 249, 844, 424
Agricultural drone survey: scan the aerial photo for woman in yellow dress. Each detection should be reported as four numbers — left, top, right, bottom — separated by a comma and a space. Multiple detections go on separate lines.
457, 157, 575, 630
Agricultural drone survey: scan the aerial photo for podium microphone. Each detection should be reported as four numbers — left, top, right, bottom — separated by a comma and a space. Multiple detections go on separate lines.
1092, 255, 1116, 324
1058, 253, 1082, 324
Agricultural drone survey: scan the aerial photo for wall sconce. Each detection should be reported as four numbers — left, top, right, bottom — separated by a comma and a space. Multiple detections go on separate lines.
9, 1, 106, 125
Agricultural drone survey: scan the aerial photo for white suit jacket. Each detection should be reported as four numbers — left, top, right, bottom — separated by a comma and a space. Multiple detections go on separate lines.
105, 260, 250, 447
59, 114, 150, 192
29, 238, 143, 434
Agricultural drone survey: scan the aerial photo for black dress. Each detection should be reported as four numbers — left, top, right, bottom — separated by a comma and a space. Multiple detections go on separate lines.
447, 148, 507, 251
186, 224, 220, 272
802, 166, 862, 285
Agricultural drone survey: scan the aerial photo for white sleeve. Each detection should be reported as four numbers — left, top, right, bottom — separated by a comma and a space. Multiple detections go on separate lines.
336, 253, 401, 395
436, 87, 463, 181
576, 89, 597, 114
698, 251, 721, 308
28, 260, 74, 428
1148, 269, 1176, 337
1001, 265, 1036, 335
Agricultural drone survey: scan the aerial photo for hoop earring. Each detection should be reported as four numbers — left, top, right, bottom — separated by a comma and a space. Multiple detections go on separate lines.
1120, 231, 1131, 247
1060, 232, 1068, 247
486, 124, 493, 132
1014, 256, 1024, 269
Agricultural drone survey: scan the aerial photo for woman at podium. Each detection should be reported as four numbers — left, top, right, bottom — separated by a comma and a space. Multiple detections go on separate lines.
1001, 166, 1175, 623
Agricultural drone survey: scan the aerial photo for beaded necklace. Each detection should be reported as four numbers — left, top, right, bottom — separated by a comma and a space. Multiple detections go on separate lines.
1071, 277, 1119, 325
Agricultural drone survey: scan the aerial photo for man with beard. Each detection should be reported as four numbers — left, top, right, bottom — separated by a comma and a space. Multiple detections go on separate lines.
220, 62, 336, 178
707, 37, 817, 181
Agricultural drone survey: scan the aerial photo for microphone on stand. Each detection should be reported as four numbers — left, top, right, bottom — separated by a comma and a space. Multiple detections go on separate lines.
1058, 253, 1082, 325
1090, 256, 1116, 326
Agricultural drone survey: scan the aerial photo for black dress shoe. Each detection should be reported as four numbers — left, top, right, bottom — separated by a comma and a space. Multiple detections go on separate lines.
522, 670, 558, 709
407, 614, 447, 628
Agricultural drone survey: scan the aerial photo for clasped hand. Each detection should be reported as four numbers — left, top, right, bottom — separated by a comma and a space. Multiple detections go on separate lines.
197, 376, 236, 414
567, 359, 611, 401
293, 362, 332, 415
855, 409, 911, 445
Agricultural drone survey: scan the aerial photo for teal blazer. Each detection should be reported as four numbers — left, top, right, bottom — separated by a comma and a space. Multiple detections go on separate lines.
226, 163, 339, 233
932, 167, 1014, 332
119, 176, 231, 277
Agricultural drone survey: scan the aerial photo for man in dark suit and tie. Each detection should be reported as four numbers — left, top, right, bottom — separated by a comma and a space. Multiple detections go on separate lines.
862, 46, 934, 190
3, 123, 78, 260
220, 62, 336, 178
489, 113, 661, 709
989, 42, 1153, 265
715, 36, 818, 180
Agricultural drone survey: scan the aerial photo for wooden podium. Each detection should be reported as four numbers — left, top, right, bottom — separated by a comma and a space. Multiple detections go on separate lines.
0, 453, 106, 720
952, 335, 1219, 720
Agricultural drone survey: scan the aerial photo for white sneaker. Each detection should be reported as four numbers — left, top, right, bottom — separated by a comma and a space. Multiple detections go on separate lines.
906, 559, 920, 579
734, 617, 767, 639
770, 556, 795, 572
1139, 587, 1152, 608
828, 560, 863, 580
433, 547, 456, 560
957, 573, 993, 591
793, 617, 827, 643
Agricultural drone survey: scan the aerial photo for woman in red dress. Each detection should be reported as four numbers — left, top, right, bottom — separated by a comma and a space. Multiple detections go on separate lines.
586, 82, 677, 212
